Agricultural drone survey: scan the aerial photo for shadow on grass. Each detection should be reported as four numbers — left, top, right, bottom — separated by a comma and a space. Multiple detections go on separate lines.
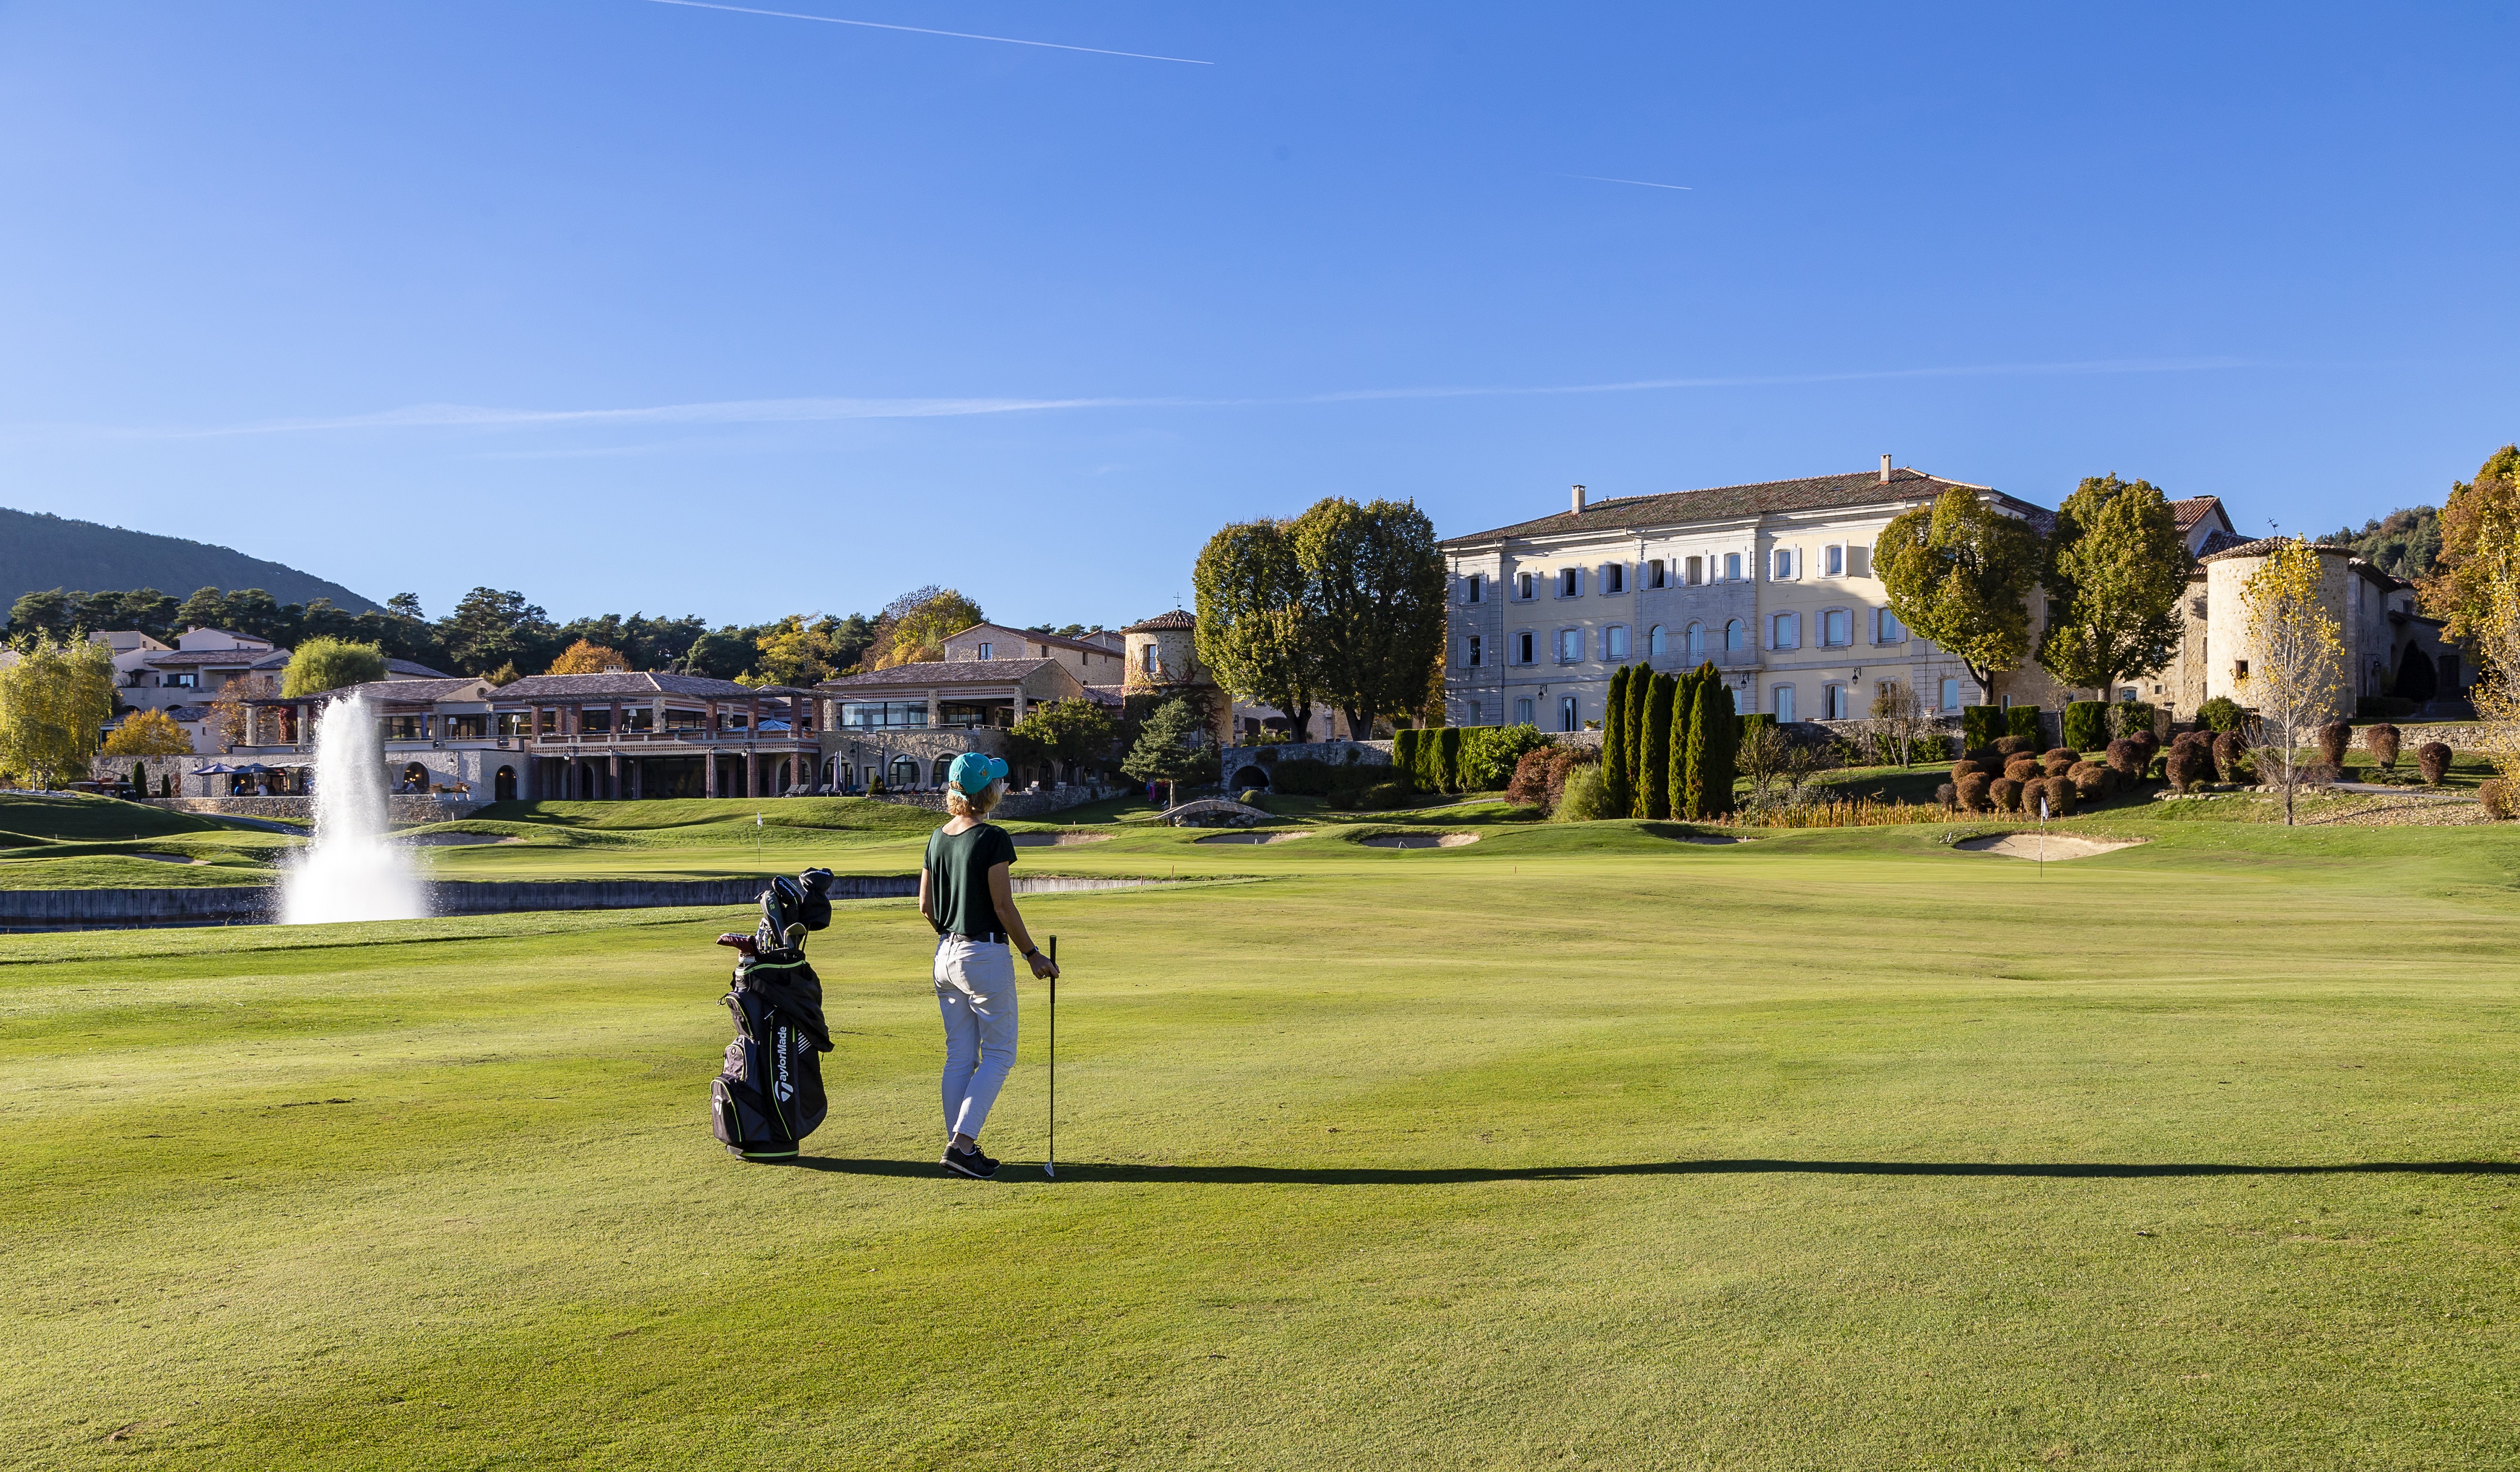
782, 1157, 2520, 1184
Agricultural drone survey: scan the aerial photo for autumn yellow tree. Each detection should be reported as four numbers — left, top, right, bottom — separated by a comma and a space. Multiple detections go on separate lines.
2236, 538, 2346, 826
2457, 500, 2520, 797
866, 588, 984, 669
0, 635, 116, 790
102, 709, 195, 756
544, 639, 631, 676
743, 616, 846, 687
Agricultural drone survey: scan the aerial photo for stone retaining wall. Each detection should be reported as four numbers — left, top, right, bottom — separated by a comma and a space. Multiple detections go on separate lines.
146, 796, 483, 825
2363, 722, 2482, 751
861, 784, 1116, 819
0, 873, 1166, 929
1223, 739, 1394, 767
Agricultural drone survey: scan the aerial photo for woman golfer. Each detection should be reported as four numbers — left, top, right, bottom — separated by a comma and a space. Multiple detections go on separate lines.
919, 752, 1058, 1181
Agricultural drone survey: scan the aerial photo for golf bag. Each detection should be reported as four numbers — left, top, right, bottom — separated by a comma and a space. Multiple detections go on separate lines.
710, 869, 838, 1162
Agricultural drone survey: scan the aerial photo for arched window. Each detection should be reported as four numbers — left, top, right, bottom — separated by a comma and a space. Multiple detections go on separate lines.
1724, 619, 1744, 651
1648, 625, 1667, 656
931, 756, 953, 787
1686, 622, 1704, 657
890, 755, 920, 789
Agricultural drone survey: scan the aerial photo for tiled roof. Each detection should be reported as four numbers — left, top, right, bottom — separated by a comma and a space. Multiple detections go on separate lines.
334, 677, 490, 705
950, 622, 1123, 658
2193, 529, 2251, 557
489, 671, 769, 700
1439, 468, 2045, 546
2196, 536, 2353, 563
147, 648, 287, 667
820, 658, 1062, 690
386, 658, 452, 678
1123, 609, 1195, 632
2169, 495, 2228, 533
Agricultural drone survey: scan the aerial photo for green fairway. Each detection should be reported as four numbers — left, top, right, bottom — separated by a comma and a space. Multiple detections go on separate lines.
6, 822, 2519, 1468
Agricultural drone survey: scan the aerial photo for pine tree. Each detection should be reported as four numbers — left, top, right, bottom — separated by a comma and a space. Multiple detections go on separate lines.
1640, 673, 1676, 819
1601, 666, 1632, 815
1666, 668, 1700, 818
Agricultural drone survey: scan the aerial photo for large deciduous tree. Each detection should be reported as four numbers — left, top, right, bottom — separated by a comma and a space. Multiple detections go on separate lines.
1010, 697, 1121, 784
1875, 488, 2042, 702
1193, 519, 1320, 741
2237, 538, 2348, 827
0, 634, 116, 789
544, 639, 632, 677
102, 709, 194, 756
866, 587, 984, 670
2036, 474, 2188, 703
2421, 444, 2520, 669
1291, 497, 1445, 739
282, 637, 388, 697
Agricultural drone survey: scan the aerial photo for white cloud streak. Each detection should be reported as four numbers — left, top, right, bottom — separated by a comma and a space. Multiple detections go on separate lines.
29, 357, 2267, 440
1560, 174, 1695, 192
640, 0, 1213, 65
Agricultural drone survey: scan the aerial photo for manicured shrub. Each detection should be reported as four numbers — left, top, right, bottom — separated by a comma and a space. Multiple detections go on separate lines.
1552, 764, 1609, 822
2481, 779, 2514, 819
2003, 756, 2039, 782
1949, 759, 1985, 784
1956, 772, 1991, 812
1462, 724, 1550, 791
1935, 781, 1958, 810
1989, 776, 2024, 812
2104, 738, 2142, 782
1391, 728, 1421, 789
2005, 705, 2042, 743
2164, 740, 2214, 793
1993, 734, 2037, 760
1962, 705, 2005, 752
2033, 776, 2074, 817
2194, 696, 2243, 732
1436, 725, 1465, 793
1639, 674, 1676, 819
1600, 667, 1632, 815
2070, 762, 2108, 802
2364, 722, 2402, 771
2211, 730, 2248, 785
2063, 701, 2108, 753
1270, 757, 1336, 795
2313, 721, 2350, 770
2041, 747, 2076, 766
1505, 749, 1554, 807
2041, 752, 2075, 778
2417, 741, 2452, 785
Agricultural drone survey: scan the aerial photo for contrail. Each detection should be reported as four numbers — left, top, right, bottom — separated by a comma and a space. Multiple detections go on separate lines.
640, 0, 1212, 65
1561, 174, 1693, 192
42, 358, 2268, 440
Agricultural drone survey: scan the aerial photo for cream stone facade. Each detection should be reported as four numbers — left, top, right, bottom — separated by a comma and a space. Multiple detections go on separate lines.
2197, 538, 2458, 723
1440, 465, 2046, 730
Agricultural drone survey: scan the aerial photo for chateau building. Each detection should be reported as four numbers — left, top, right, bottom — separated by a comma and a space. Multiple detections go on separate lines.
1439, 463, 2050, 730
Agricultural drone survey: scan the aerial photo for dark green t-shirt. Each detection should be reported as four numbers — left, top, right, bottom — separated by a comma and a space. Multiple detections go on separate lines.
924, 822, 1018, 938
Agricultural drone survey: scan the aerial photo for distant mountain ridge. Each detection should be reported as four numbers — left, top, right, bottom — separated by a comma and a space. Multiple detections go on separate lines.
0, 506, 376, 614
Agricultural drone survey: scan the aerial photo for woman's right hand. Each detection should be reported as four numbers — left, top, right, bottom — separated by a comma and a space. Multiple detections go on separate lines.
1026, 950, 1060, 980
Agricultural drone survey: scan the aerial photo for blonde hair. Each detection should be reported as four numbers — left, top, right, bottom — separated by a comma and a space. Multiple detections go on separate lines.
946, 777, 1006, 818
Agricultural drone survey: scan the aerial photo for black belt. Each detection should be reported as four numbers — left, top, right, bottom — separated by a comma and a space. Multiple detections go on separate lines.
944, 931, 1007, 945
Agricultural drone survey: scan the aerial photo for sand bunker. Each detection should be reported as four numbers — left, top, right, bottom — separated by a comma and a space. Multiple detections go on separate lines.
393, 832, 516, 846
1193, 830, 1315, 845
1361, 832, 1480, 849
1956, 832, 2143, 862
1009, 832, 1113, 847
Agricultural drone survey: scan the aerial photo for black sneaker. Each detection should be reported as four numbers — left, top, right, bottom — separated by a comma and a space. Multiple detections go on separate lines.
941, 1144, 1000, 1180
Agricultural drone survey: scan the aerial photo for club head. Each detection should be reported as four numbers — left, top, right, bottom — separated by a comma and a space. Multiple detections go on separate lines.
1044, 1161, 1057, 1178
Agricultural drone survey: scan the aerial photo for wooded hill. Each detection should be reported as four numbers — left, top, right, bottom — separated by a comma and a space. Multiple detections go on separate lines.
0, 506, 375, 616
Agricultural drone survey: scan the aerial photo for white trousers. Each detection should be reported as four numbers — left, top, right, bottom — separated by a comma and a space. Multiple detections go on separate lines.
934, 935, 1019, 1140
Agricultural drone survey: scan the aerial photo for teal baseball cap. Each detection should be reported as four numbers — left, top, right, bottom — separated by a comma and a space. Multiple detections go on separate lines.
946, 752, 1009, 791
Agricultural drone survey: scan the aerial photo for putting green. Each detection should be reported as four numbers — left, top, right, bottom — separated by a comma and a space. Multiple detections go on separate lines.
3, 824, 2517, 1468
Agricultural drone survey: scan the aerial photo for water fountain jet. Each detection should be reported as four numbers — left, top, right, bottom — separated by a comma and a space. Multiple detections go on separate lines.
281, 689, 428, 924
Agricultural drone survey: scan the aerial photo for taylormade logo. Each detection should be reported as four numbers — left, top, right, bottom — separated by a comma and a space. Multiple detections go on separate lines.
773, 1026, 794, 1102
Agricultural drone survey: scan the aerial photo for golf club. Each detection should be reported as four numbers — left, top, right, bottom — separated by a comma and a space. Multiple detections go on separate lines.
1045, 934, 1058, 1179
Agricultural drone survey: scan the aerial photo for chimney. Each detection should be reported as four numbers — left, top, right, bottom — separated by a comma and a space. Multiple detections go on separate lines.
1879, 454, 1893, 484
1571, 483, 1587, 515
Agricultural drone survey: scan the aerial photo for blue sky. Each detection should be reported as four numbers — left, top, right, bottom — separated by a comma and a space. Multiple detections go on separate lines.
3, 3, 2516, 628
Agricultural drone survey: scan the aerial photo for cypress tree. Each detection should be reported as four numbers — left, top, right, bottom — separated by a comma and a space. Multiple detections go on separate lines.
1420, 722, 1446, 790
1623, 663, 1652, 814
1601, 665, 1632, 815
1701, 676, 1739, 814
1640, 673, 1676, 819
1437, 725, 1463, 793
1667, 667, 1700, 818
1392, 727, 1420, 789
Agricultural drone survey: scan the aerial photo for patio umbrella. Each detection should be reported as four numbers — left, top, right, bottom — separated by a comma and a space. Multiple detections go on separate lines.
190, 764, 235, 775
229, 763, 273, 774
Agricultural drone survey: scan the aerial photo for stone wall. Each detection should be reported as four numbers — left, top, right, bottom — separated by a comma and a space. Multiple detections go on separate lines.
2363, 722, 2481, 752
146, 796, 485, 824
860, 783, 1118, 820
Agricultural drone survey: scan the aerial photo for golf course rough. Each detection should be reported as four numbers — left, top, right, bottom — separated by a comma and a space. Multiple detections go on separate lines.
4, 812, 2518, 1468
